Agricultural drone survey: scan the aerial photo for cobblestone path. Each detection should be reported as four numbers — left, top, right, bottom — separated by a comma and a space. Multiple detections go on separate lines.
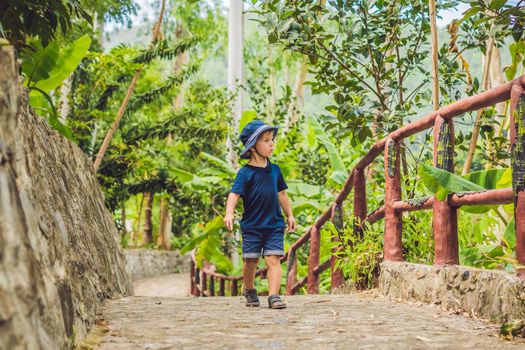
92, 275, 524, 350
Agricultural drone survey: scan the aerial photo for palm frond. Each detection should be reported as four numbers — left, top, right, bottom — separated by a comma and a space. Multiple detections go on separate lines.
125, 64, 199, 116
132, 37, 199, 65
124, 108, 222, 146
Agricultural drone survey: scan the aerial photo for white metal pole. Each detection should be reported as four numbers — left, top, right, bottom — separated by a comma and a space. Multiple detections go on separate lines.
227, 0, 244, 268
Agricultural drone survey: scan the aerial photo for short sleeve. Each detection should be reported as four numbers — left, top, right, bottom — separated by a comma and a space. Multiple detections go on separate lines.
231, 172, 248, 195
277, 166, 288, 192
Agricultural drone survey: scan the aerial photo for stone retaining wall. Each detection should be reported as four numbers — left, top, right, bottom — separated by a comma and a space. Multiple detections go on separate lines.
125, 249, 190, 280
0, 47, 132, 350
379, 261, 525, 322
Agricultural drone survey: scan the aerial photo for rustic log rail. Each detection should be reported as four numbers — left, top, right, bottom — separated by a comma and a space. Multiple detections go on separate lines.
191, 76, 525, 297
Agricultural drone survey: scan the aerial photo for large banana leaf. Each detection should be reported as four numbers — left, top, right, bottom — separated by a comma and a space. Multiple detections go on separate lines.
503, 217, 516, 249
21, 40, 60, 86
180, 216, 224, 255
291, 199, 324, 216
419, 163, 485, 200
308, 115, 348, 187
21, 35, 91, 92
34, 35, 91, 93
239, 110, 257, 133
462, 168, 508, 190
287, 181, 323, 198
200, 152, 236, 176
183, 215, 234, 274
168, 165, 222, 190
419, 164, 508, 213
496, 168, 512, 188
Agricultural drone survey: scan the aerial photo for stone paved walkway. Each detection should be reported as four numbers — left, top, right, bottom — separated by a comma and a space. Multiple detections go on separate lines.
91, 274, 524, 350
133, 273, 190, 298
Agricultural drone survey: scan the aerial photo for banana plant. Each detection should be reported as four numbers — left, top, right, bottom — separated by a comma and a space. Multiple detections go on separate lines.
20, 35, 92, 139
307, 115, 349, 188
286, 181, 335, 216
419, 164, 508, 213
420, 164, 519, 270
180, 216, 233, 274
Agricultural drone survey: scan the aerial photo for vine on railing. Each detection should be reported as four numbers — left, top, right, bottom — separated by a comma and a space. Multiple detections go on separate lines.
191, 76, 525, 297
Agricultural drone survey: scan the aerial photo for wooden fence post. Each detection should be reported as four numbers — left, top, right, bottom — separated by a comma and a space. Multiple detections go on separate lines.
201, 272, 207, 297
195, 267, 201, 296
331, 203, 345, 289
384, 138, 403, 261
510, 85, 525, 277
353, 169, 367, 238
209, 275, 215, 296
433, 115, 459, 265
307, 226, 320, 294
285, 250, 298, 295
190, 260, 196, 296
219, 278, 225, 296
231, 280, 238, 296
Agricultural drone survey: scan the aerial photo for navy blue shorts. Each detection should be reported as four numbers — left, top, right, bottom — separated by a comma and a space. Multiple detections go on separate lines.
241, 228, 285, 259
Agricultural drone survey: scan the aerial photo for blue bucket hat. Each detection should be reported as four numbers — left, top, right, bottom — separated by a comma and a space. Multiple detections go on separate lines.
239, 120, 280, 159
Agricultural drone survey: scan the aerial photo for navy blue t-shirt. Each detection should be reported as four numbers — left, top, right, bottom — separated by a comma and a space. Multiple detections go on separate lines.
230, 161, 288, 231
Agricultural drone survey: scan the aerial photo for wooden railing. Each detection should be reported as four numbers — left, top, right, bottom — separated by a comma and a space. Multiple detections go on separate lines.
191, 75, 525, 297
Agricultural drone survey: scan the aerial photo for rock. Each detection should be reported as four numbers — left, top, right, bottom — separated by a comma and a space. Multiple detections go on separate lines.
379, 261, 525, 323
125, 249, 190, 280
0, 46, 132, 349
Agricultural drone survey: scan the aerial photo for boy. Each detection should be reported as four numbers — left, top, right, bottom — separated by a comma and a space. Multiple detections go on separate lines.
224, 120, 296, 309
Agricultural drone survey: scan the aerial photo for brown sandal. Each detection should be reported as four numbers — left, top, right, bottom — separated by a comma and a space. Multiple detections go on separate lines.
268, 294, 286, 309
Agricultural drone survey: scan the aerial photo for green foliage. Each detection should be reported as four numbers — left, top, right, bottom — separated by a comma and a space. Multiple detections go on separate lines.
328, 221, 383, 289
0, 0, 90, 47
505, 41, 525, 81
308, 115, 348, 187
26, 35, 91, 92
181, 216, 234, 274
19, 35, 92, 138
419, 163, 485, 200
461, 0, 525, 42
125, 64, 199, 116
419, 164, 508, 213
254, 0, 461, 140
133, 38, 200, 65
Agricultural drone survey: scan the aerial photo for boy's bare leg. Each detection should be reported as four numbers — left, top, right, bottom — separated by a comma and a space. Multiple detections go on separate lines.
264, 255, 282, 295
243, 258, 259, 289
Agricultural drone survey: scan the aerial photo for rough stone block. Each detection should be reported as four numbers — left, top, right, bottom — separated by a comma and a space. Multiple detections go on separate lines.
0, 46, 132, 349
379, 261, 525, 322
125, 249, 190, 280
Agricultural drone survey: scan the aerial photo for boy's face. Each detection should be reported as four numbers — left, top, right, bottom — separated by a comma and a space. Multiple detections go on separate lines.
251, 130, 276, 158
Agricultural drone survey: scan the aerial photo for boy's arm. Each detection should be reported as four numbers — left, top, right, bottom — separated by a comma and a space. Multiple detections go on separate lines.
278, 190, 296, 232
224, 192, 240, 231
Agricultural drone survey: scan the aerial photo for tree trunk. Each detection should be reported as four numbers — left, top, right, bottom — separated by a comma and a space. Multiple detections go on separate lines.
285, 57, 307, 132
93, 0, 166, 172
131, 193, 145, 247
448, 20, 473, 93
462, 36, 493, 175
157, 25, 188, 251
121, 201, 127, 237
157, 195, 172, 250
58, 75, 72, 123
485, 44, 507, 169
142, 192, 154, 246
93, 12, 105, 50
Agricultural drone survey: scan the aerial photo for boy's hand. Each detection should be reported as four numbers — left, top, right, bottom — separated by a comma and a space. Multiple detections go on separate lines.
286, 215, 296, 233
224, 212, 234, 231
